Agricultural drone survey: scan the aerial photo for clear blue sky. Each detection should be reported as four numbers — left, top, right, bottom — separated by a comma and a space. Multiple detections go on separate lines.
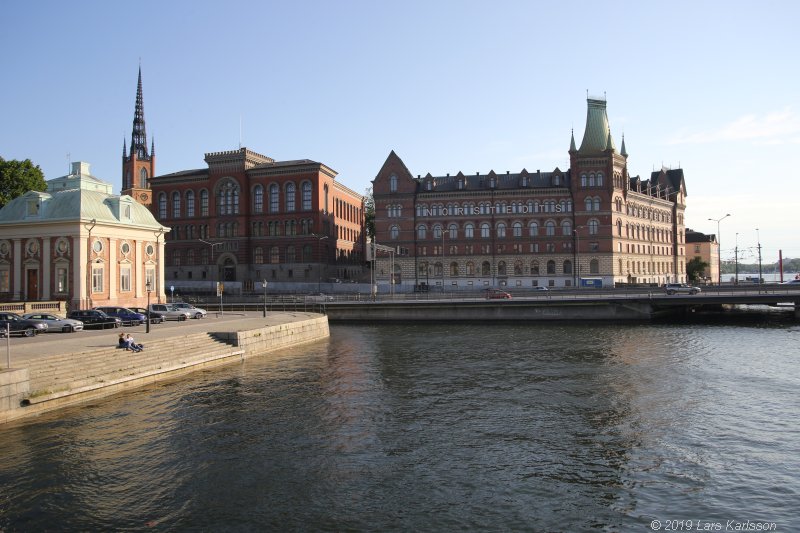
2, 0, 799, 262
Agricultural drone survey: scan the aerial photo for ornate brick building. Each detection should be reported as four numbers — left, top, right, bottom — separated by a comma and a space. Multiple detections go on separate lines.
121, 69, 366, 292
372, 97, 688, 291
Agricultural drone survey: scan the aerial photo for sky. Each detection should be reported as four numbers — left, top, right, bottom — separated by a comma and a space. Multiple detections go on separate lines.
2, 0, 799, 263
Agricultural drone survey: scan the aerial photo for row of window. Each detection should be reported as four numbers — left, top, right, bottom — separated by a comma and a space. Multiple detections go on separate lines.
412, 259, 594, 277
157, 180, 317, 219
391, 219, 601, 240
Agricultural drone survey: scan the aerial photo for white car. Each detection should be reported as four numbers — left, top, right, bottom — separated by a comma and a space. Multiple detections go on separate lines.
171, 302, 207, 318
22, 312, 84, 333
304, 293, 334, 303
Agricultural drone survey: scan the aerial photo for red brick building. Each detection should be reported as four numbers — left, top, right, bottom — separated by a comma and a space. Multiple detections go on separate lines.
372, 97, 688, 291
121, 69, 365, 292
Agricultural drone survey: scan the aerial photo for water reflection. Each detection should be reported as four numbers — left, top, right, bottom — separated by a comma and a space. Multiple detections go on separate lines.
0, 321, 797, 531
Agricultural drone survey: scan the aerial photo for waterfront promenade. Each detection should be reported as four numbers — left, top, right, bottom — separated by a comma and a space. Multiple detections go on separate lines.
0, 311, 329, 424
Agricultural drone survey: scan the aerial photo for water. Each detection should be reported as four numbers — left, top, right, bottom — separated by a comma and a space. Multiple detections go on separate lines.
1, 319, 798, 532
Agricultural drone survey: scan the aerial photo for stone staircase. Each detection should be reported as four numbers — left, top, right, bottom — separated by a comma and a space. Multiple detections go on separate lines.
24, 332, 244, 403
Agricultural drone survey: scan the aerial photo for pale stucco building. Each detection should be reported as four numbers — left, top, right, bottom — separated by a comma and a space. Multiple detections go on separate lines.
0, 162, 169, 309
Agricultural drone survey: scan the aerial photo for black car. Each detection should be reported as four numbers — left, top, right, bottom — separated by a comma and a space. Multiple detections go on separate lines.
67, 309, 122, 329
128, 307, 164, 324
0, 312, 49, 337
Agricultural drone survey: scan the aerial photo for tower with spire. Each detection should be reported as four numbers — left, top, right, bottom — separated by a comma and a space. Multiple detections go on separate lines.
121, 66, 156, 206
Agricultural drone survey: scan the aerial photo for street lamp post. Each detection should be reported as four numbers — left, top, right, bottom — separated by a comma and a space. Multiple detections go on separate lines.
708, 214, 731, 286
145, 281, 152, 334
734, 232, 739, 286
199, 238, 223, 296
756, 228, 763, 293
311, 234, 329, 292
262, 279, 268, 317
573, 226, 583, 288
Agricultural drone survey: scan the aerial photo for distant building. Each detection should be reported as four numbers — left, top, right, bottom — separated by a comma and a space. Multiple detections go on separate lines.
372, 97, 689, 291
686, 229, 718, 283
0, 162, 168, 309
120, 68, 367, 292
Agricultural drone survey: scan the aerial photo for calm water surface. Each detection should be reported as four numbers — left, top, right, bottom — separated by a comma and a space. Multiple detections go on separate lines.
1, 319, 798, 532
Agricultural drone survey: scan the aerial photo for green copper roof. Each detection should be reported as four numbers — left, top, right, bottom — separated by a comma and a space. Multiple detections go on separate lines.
578, 98, 616, 155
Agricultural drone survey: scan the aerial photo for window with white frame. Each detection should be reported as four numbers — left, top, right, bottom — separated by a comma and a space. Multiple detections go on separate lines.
120, 266, 131, 291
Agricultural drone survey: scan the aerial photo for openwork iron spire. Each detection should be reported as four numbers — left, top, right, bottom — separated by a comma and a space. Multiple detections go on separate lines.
130, 66, 150, 160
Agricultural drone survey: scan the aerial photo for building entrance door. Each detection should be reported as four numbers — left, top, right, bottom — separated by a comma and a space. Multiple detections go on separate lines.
26, 269, 39, 300
223, 258, 236, 282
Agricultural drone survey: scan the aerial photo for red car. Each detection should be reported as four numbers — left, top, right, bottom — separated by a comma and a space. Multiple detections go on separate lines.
484, 289, 512, 300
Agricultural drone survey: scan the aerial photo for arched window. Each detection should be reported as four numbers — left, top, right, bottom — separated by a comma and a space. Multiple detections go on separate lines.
498, 261, 507, 275
481, 261, 491, 275
588, 219, 599, 235
465, 223, 474, 238
158, 193, 167, 219
596, 172, 604, 186
531, 260, 540, 275
253, 185, 264, 213
512, 222, 523, 237
417, 225, 427, 239
617, 219, 623, 236
433, 262, 442, 276
200, 189, 209, 216
216, 179, 240, 215
324, 184, 329, 213
590, 259, 600, 274
593, 197, 600, 211
270, 246, 280, 264
448, 224, 458, 239
561, 220, 572, 236
529, 222, 539, 237
585, 197, 593, 211
547, 260, 556, 274
433, 224, 442, 239
269, 184, 279, 213
390, 175, 398, 192
466, 261, 475, 276
254, 246, 263, 264
286, 183, 296, 212
450, 262, 458, 276
302, 181, 312, 211
390, 225, 399, 239
581, 174, 587, 187
563, 260, 572, 274
480, 223, 490, 238
139, 168, 148, 188
186, 190, 195, 217
545, 221, 556, 236
172, 191, 181, 218
496, 223, 506, 238
513, 260, 523, 275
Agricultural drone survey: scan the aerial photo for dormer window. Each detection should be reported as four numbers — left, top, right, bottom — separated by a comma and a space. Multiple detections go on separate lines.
26, 199, 40, 216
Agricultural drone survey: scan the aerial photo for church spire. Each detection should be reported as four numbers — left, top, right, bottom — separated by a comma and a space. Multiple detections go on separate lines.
130, 66, 149, 160
121, 65, 155, 206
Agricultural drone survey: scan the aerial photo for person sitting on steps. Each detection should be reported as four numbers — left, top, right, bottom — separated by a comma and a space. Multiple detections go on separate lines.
118, 333, 130, 350
126, 333, 144, 353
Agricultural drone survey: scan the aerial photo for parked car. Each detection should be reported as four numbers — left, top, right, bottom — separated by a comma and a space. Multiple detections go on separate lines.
128, 306, 164, 324
94, 306, 147, 326
148, 303, 190, 321
533, 286, 549, 292
67, 309, 122, 329
22, 312, 84, 333
170, 302, 207, 319
780, 278, 800, 285
0, 312, 49, 337
484, 288, 512, 300
664, 283, 701, 295
305, 293, 334, 303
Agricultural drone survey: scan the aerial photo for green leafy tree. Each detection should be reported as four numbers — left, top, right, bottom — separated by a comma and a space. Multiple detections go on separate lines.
364, 186, 375, 240
686, 257, 709, 282
0, 157, 47, 208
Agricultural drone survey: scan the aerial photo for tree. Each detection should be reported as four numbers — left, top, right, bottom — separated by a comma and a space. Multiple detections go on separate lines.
0, 157, 47, 208
364, 186, 375, 240
686, 257, 709, 282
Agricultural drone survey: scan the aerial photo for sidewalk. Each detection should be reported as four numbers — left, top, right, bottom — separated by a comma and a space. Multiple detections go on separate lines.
2, 311, 321, 367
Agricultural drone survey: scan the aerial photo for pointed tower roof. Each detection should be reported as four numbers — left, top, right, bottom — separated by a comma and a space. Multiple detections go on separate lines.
578, 97, 616, 155
620, 134, 628, 158
569, 129, 577, 152
130, 66, 150, 160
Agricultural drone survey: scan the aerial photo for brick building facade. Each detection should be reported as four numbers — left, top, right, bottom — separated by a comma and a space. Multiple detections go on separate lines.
372, 97, 688, 291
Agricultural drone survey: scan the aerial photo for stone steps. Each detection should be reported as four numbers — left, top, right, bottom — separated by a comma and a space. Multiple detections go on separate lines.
26, 333, 242, 400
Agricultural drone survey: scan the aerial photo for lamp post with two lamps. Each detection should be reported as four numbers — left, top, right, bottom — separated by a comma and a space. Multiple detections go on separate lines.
145, 281, 152, 334
262, 279, 268, 317
708, 214, 731, 286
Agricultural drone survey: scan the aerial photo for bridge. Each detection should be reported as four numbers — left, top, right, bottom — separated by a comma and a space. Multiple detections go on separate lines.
319, 287, 800, 322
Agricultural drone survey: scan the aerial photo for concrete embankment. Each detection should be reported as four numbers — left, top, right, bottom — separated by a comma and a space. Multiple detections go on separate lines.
0, 312, 329, 425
